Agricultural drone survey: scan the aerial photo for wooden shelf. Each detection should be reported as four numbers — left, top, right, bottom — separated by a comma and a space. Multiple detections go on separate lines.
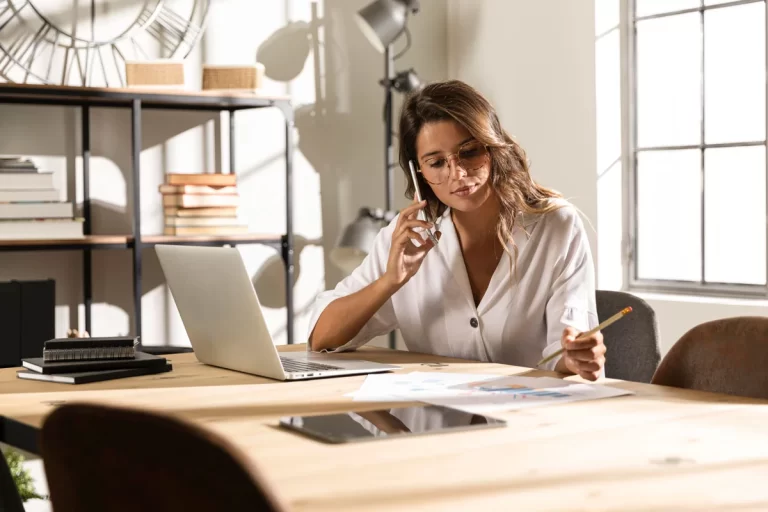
0, 235, 130, 251
140, 233, 283, 246
0, 83, 291, 111
0, 233, 283, 251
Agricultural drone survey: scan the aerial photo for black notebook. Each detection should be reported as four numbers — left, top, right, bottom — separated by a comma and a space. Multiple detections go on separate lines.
43, 336, 138, 362
22, 351, 167, 374
16, 363, 173, 384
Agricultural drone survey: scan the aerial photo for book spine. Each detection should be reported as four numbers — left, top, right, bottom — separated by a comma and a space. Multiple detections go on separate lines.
19, 279, 55, 359
0, 281, 21, 367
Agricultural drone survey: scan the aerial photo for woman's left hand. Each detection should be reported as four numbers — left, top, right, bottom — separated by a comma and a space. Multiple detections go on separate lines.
560, 327, 606, 381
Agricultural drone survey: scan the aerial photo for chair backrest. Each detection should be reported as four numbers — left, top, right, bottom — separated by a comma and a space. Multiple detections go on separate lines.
39, 403, 287, 512
596, 290, 661, 383
651, 316, 768, 399
0, 449, 25, 512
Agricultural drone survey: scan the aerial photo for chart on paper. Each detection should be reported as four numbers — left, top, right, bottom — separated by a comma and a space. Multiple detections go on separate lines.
423, 376, 633, 414
346, 373, 633, 413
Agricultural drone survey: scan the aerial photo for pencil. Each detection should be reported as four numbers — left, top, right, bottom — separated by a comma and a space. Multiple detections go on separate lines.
536, 306, 633, 367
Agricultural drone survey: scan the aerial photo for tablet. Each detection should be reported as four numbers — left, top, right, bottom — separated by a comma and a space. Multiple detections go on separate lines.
278, 404, 506, 443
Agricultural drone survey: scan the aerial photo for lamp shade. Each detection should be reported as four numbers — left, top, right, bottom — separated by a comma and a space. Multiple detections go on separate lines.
329, 208, 384, 275
355, 0, 410, 52
392, 68, 422, 93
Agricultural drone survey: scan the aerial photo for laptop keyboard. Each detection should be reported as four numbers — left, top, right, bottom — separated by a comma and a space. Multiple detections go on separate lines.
279, 357, 344, 373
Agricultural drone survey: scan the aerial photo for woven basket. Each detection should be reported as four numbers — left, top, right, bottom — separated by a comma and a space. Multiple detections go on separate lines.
125, 60, 185, 87
202, 64, 265, 91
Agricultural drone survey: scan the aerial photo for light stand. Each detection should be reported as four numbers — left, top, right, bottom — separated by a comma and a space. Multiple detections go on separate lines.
385, 46, 395, 351
337, 0, 422, 349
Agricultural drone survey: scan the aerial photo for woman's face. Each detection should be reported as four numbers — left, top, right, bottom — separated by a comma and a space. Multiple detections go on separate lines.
414, 120, 493, 213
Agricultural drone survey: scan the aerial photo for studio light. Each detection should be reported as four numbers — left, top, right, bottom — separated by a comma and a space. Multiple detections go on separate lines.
355, 0, 420, 52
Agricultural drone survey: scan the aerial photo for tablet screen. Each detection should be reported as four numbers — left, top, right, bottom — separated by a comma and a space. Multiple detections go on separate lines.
278, 404, 506, 443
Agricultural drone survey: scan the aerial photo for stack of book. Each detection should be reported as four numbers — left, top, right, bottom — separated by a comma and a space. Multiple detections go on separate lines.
16, 337, 172, 384
160, 173, 247, 236
0, 156, 83, 239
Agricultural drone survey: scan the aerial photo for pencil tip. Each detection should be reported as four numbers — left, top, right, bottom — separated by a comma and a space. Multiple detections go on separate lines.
624, 306, 633, 314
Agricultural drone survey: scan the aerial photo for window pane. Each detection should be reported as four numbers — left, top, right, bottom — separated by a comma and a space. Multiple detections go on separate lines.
596, 29, 621, 174
636, 0, 699, 18
637, 14, 702, 148
637, 150, 701, 281
704, 146, 767, 285
598, 161, 624, 290
705, 3, 765, 144
595, 0, 620, 35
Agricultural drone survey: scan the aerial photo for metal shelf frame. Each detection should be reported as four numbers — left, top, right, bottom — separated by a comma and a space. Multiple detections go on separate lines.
0, 84, 296, 344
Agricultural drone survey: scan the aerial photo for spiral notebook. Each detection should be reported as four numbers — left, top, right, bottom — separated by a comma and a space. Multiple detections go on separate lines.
22, 351, 167, 374
42, 336, 138, 362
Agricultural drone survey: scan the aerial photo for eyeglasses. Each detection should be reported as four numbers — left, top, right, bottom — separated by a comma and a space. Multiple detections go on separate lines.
417, 140, 490, 185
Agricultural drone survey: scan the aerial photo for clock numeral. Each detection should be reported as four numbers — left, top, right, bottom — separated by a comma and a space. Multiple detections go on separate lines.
21, 23, 51, 82
0, 21, 48, 78
44, 30, 58, 82
63, 47, 91, 86
0, 1, 10, 27
95, 46, 109, 87
0, 32, 29, 75
141, 4, 202, 56
110, 43, 126, 87
0, 0, 28, 33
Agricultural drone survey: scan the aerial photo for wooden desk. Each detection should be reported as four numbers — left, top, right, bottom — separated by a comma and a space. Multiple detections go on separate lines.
2, 345, 768, 511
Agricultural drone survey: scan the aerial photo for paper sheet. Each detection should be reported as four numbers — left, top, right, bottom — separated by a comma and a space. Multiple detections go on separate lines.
422, 375, 634, 414
347, 372, 633, 413
345, 372, 498, 401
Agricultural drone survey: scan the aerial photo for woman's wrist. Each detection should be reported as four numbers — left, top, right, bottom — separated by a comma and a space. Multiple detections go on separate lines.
377, 273, 402, 297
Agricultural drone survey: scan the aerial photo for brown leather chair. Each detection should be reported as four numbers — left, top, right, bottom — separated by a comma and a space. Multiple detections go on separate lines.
39, 403, 287, 512
651, 316, 768, 400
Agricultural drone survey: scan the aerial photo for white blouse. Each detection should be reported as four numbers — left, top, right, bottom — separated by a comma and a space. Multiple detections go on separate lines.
307, 199, 598, 371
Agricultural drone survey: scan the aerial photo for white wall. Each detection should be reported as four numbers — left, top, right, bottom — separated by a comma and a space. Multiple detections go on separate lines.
447, 0, 598, 263
0, 0, 448, 349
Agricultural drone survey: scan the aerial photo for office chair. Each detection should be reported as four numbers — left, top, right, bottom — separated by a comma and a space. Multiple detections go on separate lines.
596, 290, 661, 382
651, 316, 768, 400
39, 403, 287, 512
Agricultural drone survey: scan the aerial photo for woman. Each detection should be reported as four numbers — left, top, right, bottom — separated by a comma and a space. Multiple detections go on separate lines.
308, 80, 605, 381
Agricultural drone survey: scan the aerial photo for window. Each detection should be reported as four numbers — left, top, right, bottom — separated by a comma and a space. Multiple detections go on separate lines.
629, 0, 768, 295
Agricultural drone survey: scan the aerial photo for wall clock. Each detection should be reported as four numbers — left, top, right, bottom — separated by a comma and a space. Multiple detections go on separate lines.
0, 0, 210, 87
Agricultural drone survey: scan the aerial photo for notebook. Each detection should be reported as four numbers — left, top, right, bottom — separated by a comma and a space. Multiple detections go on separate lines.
22, 351, 167, 374
42, 336, 138, 362
16, 363, 173, 384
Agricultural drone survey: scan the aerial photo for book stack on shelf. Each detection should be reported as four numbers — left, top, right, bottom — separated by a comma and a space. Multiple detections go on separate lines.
160, 173, 248, 236
0, 157, 83, 240
16, 336, 172, 384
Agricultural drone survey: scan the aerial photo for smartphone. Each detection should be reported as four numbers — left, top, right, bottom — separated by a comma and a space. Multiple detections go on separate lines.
278, 404, 506, 444
408, 160, 439, 245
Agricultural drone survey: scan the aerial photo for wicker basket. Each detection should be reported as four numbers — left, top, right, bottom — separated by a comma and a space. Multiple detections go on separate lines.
202, 64, 265, 91
125, 60, 185, 88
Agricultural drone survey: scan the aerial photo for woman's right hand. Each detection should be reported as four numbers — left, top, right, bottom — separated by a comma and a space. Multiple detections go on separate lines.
383, 200, 440, 291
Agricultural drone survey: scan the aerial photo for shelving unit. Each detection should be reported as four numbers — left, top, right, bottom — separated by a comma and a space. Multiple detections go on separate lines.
0, 83, 296, 344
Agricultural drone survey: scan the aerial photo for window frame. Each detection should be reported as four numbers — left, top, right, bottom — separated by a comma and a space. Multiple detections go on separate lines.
624, 0, 768, 298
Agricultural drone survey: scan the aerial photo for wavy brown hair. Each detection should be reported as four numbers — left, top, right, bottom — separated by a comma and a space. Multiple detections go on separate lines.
398, 79, 563, 272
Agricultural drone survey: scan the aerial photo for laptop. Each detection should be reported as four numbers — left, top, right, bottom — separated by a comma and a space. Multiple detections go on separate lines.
155, 244, 399, 381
